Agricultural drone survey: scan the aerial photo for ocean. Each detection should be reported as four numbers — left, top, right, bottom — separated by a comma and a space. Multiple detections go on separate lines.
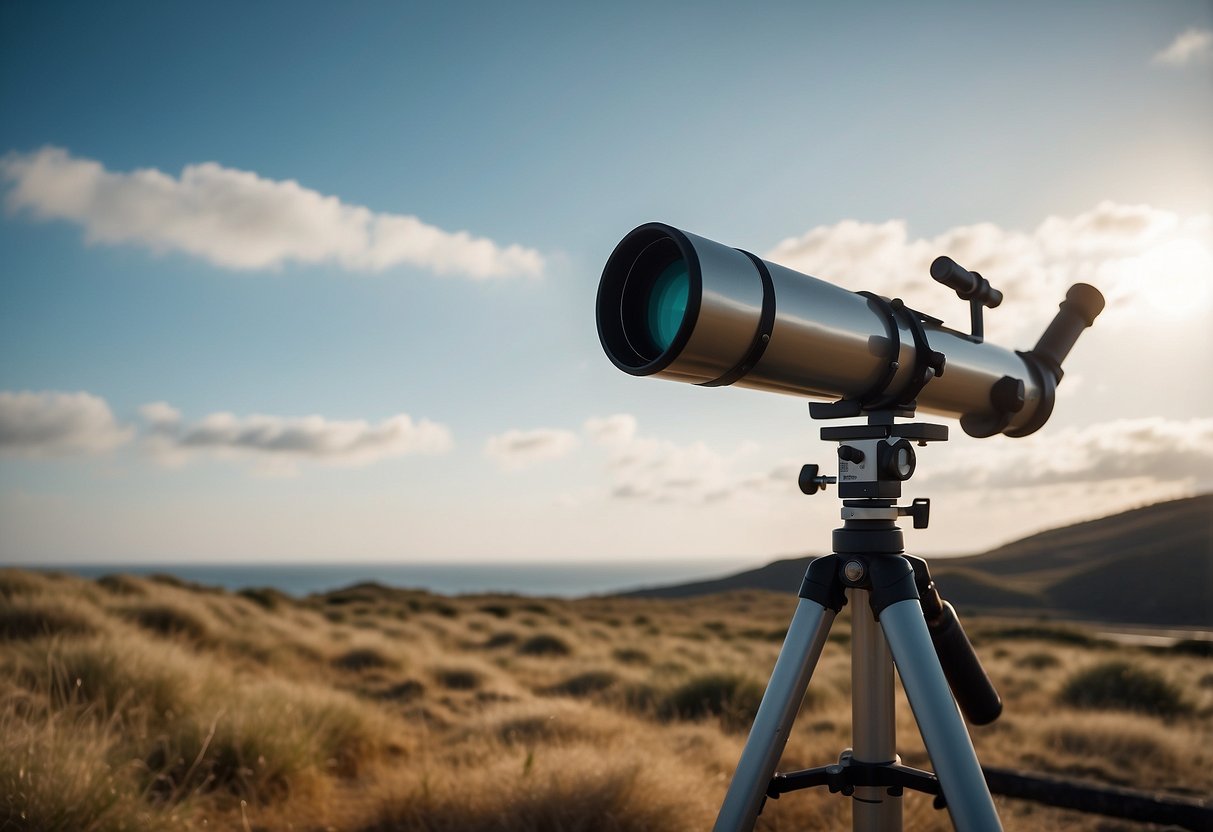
28, 559, 756, 599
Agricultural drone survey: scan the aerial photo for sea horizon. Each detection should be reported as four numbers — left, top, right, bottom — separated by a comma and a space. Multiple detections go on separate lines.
14, 558, 762, 599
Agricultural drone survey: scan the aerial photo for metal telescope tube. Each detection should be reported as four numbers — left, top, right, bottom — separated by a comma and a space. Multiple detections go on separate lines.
596, 223, 1104, 437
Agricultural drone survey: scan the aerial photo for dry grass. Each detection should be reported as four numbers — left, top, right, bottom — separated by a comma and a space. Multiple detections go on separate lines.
1, 567, 1210, 830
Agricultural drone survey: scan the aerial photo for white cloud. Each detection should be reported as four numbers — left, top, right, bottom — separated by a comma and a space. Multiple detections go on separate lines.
0, 390, 133, 456
918, 417, 1213, 492
765, 202, 1213, 341
580, 414, 773, 503
484, 428, 579, 470
1, 147, 544, 279
1152, 28, 1213, 66
583, 413, 638, 446
143, 408, 453, 471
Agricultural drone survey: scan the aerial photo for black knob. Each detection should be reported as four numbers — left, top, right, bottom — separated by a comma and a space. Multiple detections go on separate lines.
837, 445, 865, 464
878, 439, 916, 481
799, 464, 822, 494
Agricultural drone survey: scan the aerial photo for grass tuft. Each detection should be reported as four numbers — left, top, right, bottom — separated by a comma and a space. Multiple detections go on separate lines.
517, 633, 572, 657
612, 647, 650, 665
545, 670, 618, 698
1058, 661, 1190, 716
0, 597, 97, 641
120, 602, 211, 643
332, 647, 397, 672
434, 667, 483, 691
658, 673, 764, 730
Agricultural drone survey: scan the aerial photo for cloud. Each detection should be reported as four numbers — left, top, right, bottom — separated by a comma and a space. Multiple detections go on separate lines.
0, 390, 133, 456
580, 414, 773, 503
918, 417, 1213, 492
765, 202, 1213, 340
1, 147, 544, 279
143, 407, 453, 471
1152, 28, 1213, 66
484, 428, 579, 470
583, 413, 638, 446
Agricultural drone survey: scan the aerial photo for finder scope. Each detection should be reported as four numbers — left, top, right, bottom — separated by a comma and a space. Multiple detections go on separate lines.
596, 223, 1104, 437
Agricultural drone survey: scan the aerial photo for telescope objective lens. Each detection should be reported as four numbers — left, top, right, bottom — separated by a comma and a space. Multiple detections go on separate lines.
647, 259, 689, 351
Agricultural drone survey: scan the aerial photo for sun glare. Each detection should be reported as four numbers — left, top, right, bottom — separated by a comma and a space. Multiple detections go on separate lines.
1115, 238, 1213, 318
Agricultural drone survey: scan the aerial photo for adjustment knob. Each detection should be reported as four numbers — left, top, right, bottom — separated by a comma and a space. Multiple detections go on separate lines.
837, 445, 865, 463
878, 438, 916, 481
798, 464, 836, 495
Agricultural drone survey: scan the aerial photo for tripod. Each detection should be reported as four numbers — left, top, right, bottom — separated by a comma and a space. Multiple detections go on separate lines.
714, 409, 1004, 832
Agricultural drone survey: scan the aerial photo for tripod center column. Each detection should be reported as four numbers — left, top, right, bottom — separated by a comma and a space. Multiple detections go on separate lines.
850, 587, 902, 831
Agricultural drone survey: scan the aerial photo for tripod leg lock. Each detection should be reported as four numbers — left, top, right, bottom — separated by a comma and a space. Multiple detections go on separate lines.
798, 555, 848, 612
864, 556, 920, 619
769, 757, 944, 804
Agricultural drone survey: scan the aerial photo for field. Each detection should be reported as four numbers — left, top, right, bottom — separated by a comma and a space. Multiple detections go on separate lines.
2, 567, 1211, 831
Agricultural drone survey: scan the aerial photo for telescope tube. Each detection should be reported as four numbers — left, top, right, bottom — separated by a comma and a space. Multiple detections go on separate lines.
596, 223, 1103, 437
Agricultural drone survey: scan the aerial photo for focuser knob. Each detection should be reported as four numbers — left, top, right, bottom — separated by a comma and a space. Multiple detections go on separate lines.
799, 464, 837, 495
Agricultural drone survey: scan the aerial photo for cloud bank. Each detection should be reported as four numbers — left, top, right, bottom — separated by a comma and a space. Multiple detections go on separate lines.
1152, 28, 1213, 66
484, 428, 580, 470
142, 404, 453, 469
1, 147, 544, 279
919, 417, 1213, 492
0, 391, 132, 456
765, 201, 1212, 339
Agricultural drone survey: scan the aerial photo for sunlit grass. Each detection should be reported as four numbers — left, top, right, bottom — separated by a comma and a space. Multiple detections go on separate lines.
0, 567, 1210, 830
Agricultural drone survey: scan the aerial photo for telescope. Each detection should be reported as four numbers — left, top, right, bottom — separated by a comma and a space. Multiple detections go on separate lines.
596, 222, 1104, 436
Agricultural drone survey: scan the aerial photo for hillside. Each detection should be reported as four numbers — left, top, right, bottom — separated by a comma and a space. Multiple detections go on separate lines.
3, 567, 1212, 831
624, 495, 1213, 628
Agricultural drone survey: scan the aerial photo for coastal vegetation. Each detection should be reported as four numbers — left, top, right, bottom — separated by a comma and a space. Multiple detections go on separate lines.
2, 567, 1210, 830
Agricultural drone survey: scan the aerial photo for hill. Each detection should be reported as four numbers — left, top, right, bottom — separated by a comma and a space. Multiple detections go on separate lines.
623, 495, 1213, 628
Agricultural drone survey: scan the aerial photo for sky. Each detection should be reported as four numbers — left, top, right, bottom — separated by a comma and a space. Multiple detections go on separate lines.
1, 1, 1211, 568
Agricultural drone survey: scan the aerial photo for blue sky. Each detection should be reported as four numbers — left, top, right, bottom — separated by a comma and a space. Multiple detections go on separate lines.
2, 2, 1211, 566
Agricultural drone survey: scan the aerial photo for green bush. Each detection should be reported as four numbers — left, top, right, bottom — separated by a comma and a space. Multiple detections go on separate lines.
1058, 661, 1190, 717
659, 672, 764, 730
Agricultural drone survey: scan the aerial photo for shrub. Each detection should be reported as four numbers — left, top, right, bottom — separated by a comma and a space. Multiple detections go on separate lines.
120, 602, 211, 643
332, 647, 397, 672
659, 672, 764, 730
1058, 661, 1190, 717
379, 679, 426, 701
483, 631, 519, 649
238, 586, 291, 610
518, 634, 572, 657
145, 679, 382, 801
0, 598, 96, 641
1169, 639, 1213, 658
434, 667, 483, 691
1016, 651, 1060, 670
545, 670, 618, 698
478, 604, 512, 619
612, 647, 650, 666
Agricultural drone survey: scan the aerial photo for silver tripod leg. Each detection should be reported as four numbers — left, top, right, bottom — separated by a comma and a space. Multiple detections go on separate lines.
713, 597, 836, 832
880, 599, 1003, 832
850, 589, 901, 832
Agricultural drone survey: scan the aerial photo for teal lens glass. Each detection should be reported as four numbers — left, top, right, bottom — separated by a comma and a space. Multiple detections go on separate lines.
646, 259, 689, 351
